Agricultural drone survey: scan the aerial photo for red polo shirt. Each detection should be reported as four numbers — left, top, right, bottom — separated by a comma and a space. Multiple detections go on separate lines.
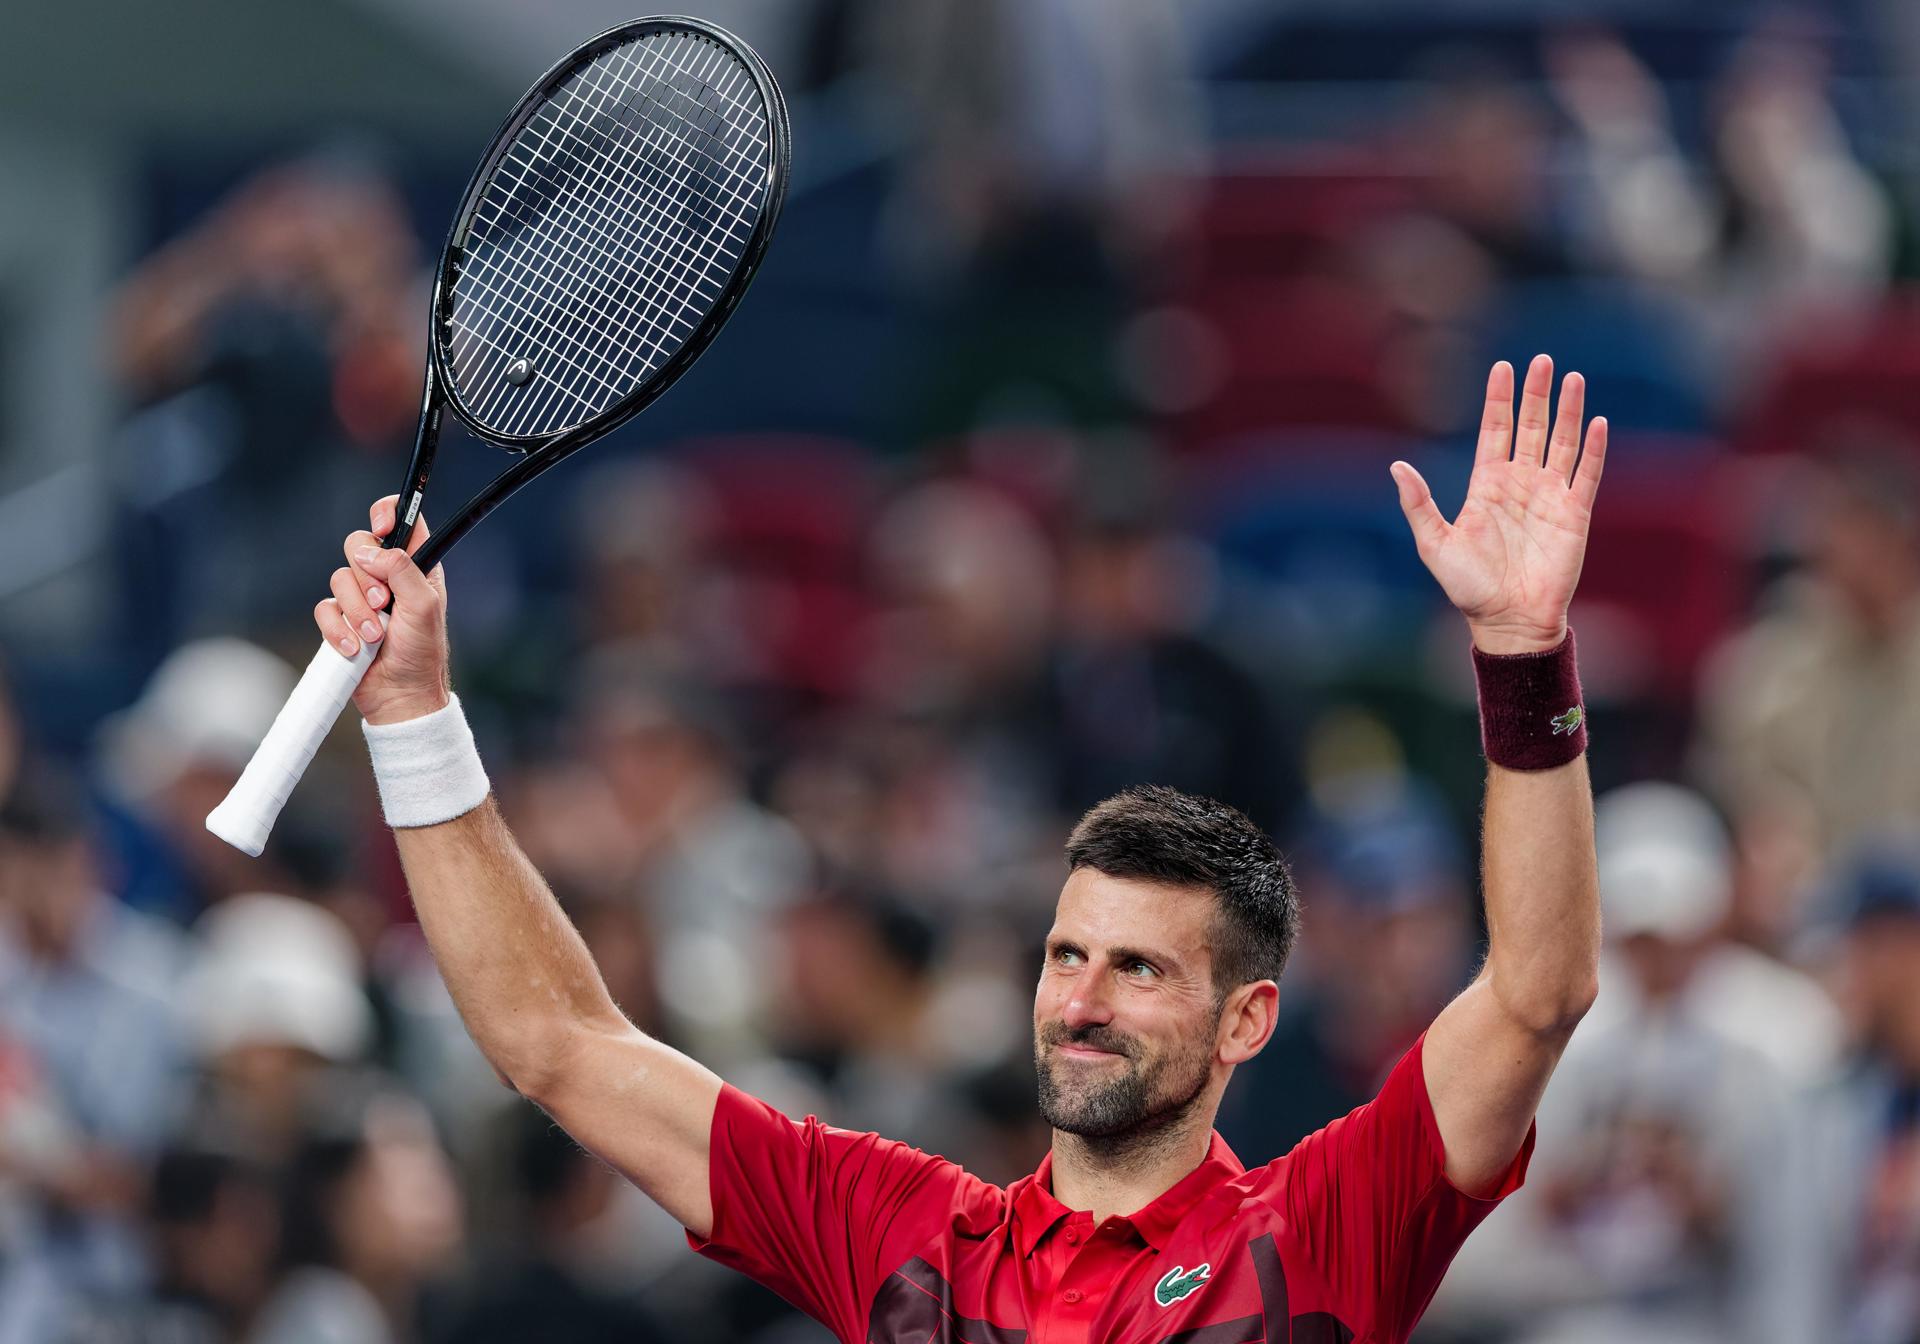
690, 1030, 1531, 1344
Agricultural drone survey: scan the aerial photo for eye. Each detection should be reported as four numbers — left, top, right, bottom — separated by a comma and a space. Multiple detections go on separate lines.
1123, 959, 1156, 978
1052, 946, 1083, 967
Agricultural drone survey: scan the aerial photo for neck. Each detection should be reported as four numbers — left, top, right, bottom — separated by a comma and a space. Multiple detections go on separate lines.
1046, 1105, 1216, 1223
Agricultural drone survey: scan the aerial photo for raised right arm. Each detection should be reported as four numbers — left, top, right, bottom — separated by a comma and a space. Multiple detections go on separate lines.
319, 498, 720, 1237
387, 799, 721, 1236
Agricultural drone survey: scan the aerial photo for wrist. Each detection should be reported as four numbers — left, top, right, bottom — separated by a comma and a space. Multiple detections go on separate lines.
1468, 618, 1569, 656
362, 693, 490, 828
362, 686, 451, 726
1473, 627, 1587, 770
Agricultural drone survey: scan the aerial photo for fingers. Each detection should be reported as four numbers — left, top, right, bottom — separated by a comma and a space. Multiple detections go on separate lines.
341, 499, 431, 622
1390, 460, 1450, 555
1474, 361, 1516, 467
314, 597, 362, 658
331, 566, 385, 650
370, 496, 431, 554
1514, 354, 1554, 465
1545, 371, 1585, 474
354, 539, 442, 614
1573, 416, 1609, 506
341, 529, 390, 630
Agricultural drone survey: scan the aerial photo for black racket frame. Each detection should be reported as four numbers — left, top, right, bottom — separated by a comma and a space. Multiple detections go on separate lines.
383, 14, 791, 570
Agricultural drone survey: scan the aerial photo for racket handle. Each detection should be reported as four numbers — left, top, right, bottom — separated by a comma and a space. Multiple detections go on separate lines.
206, 631, 379, 856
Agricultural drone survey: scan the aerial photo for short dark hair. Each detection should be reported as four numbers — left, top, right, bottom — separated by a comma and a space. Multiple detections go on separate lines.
1065, 784, 1299, 1000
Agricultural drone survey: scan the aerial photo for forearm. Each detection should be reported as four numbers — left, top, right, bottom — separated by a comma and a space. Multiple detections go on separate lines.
1479, 754, 1602, 1033
391, 797, 624, 1092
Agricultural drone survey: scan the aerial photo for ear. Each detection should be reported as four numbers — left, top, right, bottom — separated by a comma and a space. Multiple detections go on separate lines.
1217, 980, 1279, 1066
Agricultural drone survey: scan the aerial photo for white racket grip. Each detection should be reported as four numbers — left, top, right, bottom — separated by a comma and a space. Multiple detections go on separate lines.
206, 626, 381, 856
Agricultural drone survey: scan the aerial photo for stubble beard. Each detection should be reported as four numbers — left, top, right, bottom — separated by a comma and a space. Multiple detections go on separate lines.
1033, 1017, 1217, 1161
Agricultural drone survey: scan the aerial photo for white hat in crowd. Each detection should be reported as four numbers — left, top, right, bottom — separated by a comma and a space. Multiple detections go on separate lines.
183, 892, 372, 1063
1595, 781, 1733, 943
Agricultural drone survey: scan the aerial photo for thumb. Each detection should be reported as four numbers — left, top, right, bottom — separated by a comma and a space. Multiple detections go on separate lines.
1390, 461, 1449, 554
355, 543, 441, 612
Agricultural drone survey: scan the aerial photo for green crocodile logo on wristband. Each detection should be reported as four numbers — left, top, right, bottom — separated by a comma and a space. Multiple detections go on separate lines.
1550, 706, 1584, 736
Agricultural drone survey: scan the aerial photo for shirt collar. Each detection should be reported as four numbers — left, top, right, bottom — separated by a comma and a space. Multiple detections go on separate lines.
1011, 1132, 1245, 1257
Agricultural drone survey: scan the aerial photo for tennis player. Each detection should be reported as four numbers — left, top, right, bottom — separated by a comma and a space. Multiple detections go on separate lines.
320, 354, 1605, 1344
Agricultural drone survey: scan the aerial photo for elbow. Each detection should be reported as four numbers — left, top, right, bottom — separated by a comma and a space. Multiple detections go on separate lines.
493, 1009, 630, 1108
1488, 964, 1599, 1039
482, 1018, 581, 1104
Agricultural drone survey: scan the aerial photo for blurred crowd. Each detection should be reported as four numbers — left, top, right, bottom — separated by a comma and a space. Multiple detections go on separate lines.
11, 2, 1920, 1341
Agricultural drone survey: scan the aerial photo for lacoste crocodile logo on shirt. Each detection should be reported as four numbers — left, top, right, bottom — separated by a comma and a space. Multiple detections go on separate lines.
1154, 1263, 1211, 1307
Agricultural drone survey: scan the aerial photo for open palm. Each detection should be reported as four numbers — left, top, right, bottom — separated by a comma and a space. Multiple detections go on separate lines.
1391, 356, 1608, 654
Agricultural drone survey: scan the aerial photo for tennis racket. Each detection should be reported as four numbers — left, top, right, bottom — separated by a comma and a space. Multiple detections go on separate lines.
207, 15, 790, 856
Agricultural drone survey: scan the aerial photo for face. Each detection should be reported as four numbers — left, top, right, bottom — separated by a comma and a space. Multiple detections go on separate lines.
1033, 869, 1273, 1140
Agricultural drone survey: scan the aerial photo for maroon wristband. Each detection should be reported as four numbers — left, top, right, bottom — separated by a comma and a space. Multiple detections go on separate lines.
1473, 628, 1587, 770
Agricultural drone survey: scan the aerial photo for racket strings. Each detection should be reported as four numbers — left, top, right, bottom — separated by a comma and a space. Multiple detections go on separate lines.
460, 37, 761, 423
445, 30, 772, 439
458, 38, 763, 431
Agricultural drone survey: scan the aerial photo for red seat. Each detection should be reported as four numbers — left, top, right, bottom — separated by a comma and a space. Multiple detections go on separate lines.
673, 436, 879, 700
1735, 297, 1920, 458
1567, 449, 1751, 703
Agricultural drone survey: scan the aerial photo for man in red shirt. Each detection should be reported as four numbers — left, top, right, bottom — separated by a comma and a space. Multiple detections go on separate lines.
322, 355, 1606, 1343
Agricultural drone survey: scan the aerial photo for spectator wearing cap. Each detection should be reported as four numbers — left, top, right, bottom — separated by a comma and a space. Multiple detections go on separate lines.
1808, 836, 1920, 1344
1431, 782, 1839, 1344
1214, 767, 1476, 1163
92, 637, 300, 923
0, 763, 188, 1340
175, 893, 374, 1162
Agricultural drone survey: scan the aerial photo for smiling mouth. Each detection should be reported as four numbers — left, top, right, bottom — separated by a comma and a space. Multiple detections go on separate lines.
1056, 1043, 1125, 1060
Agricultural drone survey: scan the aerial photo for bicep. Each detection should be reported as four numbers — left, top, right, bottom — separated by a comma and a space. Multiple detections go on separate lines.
1423, 975, 1571, 1197
526, 1018, 724, 1237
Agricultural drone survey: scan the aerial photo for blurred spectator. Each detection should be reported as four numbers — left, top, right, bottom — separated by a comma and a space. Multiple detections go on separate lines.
1409, 58, 1571, 282
1810, 839, 1920, 1344
1432, 782, 1840, 1344
177, 894, 373, 1163
1547, 30, 1717, 285
876, 0, 1201, 282
1045, 501, 1283, 823
1694, 448, 1920, 947
562, 655, 809, 1063
772, 888, 995, 1162
860, 482, 1062, 903
108, 155, 423, 647
0, 764, 188, 1340
432, 1109, 672, 1344
76, 1146, 282, 1343
92, 638, 300, 923
568, 462, 718, 680
251, 1090, 462, 1344
870, 0, 1202, 435
1217, 728, 1475, 1162
1703, 22, 1893, 373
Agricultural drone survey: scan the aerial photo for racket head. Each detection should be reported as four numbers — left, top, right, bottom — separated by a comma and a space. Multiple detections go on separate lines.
427, 16, 790, 455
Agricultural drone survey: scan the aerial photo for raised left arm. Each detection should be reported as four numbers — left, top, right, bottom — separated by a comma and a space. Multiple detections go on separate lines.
1389, 354, 1607, 1196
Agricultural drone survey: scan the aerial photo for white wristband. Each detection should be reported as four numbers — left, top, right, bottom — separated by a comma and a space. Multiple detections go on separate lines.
361, 694, 491, 829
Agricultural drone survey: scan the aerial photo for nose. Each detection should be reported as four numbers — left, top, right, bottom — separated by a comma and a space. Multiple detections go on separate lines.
1060, 974, 1116, 1032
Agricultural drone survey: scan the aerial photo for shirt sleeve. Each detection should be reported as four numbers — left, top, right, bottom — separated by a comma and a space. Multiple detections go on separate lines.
1268, 1030, 1535, 1343
687, 1083, 984, 1342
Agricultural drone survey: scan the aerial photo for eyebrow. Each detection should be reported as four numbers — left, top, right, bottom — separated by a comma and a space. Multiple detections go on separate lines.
1111, 945, 1180, 973
1047, 937, 1183, 975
